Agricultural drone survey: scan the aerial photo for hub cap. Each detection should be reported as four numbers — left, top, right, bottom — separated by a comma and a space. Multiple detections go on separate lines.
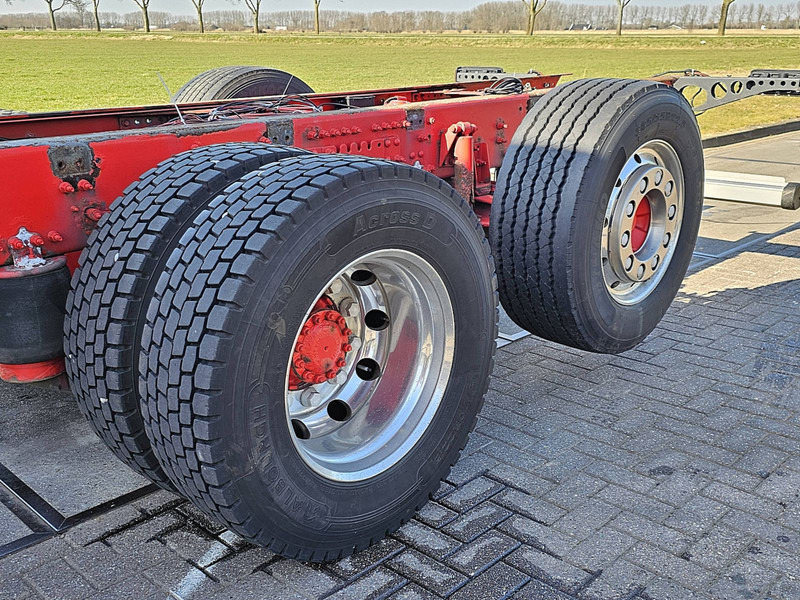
284, 249, 455, 482
601, 140, 685, 305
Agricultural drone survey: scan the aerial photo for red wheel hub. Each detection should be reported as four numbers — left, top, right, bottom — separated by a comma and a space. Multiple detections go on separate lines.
631, 196, 652, 253
288, 296, 352, 390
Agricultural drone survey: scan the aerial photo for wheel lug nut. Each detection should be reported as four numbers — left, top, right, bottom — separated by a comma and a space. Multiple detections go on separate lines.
665, 181, 673, 196
336, 358, 346, 368
294, 358, 305, 369
637, 264, 646, 279
326, 370, 337, 379
315, 375, 326, 384
342, 343, 352, 352
625, 256, 634, 271
626, 202, 635, 217
655, 170, 663, 185
343, 328, 353, 336
639, 179, 647, 193
663, 233, 671, 247
668, 205, 676, 219
652, 256, 659, 269
621, 232, 630, 247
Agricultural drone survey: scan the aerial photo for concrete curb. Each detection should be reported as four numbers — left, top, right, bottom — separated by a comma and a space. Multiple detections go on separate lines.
702, 119, 800, 149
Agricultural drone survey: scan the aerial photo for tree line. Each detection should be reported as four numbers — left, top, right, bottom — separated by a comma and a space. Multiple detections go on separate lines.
2, 0, 799, 35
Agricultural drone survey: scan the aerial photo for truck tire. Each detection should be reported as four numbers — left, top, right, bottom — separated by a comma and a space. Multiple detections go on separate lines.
139, 155, 497, 560
174, 66, 314, 103
490, 78, 703, 354
65, 143, 307, 490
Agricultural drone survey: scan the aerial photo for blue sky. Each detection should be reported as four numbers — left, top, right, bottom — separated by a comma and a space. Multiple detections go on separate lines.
0, 0, 787, 15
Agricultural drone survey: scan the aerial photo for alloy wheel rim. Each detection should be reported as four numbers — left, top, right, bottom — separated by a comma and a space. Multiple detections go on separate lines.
601, 139, 685, 305
284, 249, 455, 482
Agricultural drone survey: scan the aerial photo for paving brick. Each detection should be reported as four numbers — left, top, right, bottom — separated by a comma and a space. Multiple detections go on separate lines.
512, 578, 578, 600
707, 558, 779, 600
268, 560, 340, 598
543, 474, 607, 510
564, 528, 636, 571
387, 549, 467, 596
0, 578, 32, 600
23, 558, 96, 600
143, 551, 217, 596
415, 501, 458, 529
664, 496, 729, 537
488, 462, 555, 495
498, 515, 579, 557
685, 526, 752, 571
506, 545, 592, 593
625, 542, 715, 589
205, 548, 274, 583
440, 476, 504, 512
205, 571, 304, 600
386, 583, 437, 599
442, 501, 512, 543
553, 500, 620, 539
577, 560, 651, 600
64, 540, 165, 588
445, 531, 520, 576
62, 505, 144, 548
445, 453, 499, 487
325, 567, 406, 600
327, 537, 404, 580
392, 520, 461, 559
702, 481, 783, 520
607, 512, 690, 554
640, 576, 711, 600
595, 485, 674, 522
85, 575, 161, 600
448, 562, 530, 600
493, 488, 566, 525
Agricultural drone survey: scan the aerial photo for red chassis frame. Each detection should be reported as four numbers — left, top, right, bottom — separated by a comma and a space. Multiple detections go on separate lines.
0, 74, 563, 274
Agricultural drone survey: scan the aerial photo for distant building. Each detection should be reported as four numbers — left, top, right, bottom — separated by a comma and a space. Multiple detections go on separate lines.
566, 23, 592, 31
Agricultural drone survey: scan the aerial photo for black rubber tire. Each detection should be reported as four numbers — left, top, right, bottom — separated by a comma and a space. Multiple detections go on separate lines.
174, 66, 314, 103
139, 155, 497, 561
65, 143, 307, 490
490, 78, 703, 354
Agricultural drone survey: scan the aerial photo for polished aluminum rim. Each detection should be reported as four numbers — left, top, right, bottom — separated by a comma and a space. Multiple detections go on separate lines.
601, 140, 685, 305
284, 249, 455, 482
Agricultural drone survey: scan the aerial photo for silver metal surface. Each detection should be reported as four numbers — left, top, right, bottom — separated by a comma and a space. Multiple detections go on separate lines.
285, 249, 455, 482
601, 140, 685, 305
705, 170, 800, 211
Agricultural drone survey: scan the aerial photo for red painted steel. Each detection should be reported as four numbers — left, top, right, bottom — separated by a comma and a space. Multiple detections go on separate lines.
0, 74, 561, 269
288, 296, 352, 389
0, 358, 65, 383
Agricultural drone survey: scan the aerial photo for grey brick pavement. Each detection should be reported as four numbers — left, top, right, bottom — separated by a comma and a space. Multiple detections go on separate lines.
2, 198, 800, 599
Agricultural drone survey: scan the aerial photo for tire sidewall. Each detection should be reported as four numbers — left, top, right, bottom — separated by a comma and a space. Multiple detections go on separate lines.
217, 179, 494, 547
570, 88, 703, 351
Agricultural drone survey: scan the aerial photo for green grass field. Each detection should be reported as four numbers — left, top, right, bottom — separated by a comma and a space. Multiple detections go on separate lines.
1, 31, 799, 135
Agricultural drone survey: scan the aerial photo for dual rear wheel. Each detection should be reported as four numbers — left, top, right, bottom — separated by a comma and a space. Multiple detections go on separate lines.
66, 149, 497, 559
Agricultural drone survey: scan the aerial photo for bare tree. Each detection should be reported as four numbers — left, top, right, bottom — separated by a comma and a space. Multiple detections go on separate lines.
190, 0, 206, 32
718, 0, 736, 34
131, 0, 151, 31
313, 0, 321, 33
616, 0, 633, 34
42, 0, 67, 29
520, 0, 547, 34
243, 0, 261, 32
90, 0, 101, 30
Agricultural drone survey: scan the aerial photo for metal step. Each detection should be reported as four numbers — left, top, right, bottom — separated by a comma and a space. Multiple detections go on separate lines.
704, 170, 800, 210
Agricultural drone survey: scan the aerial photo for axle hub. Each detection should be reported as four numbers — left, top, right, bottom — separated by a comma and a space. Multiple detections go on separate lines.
288, 296, 352, 389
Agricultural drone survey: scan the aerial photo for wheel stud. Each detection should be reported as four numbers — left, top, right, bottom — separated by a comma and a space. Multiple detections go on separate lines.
342, 343, 352, 352
665, 181, 673, 196
655, 170, 663, 185
663, 233, 671, 247
637, 264, 646, 279
336, 358, 346, 368
668, 205, 676, 219
621, 232, 630, 247
652, 256, 659, 269
639, 179, 647, 193
625, 256, 634, 271
626, 202, 635, 217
